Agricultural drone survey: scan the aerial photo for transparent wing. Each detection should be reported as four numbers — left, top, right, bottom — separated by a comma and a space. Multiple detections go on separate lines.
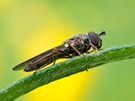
12, 44, 67, 71
12, 49, 53, 71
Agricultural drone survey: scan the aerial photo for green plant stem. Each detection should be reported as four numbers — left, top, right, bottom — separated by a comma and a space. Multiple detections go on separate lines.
0, 44, 135, 101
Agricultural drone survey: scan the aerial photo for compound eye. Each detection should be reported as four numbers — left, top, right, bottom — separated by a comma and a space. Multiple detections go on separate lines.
88, 32, 99, 46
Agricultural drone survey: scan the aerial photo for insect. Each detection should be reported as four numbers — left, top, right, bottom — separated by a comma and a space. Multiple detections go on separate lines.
12, 31, 106, 74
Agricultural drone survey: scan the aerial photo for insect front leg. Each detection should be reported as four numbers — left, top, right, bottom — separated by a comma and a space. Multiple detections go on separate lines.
89, 43, 98, 51
86, 50, 95, 54
85, 43, 99, 54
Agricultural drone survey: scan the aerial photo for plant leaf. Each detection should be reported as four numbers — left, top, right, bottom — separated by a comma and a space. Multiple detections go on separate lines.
0, 44, 135, 101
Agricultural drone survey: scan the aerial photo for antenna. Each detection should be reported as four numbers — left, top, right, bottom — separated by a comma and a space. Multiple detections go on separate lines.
99, 31, 106, 36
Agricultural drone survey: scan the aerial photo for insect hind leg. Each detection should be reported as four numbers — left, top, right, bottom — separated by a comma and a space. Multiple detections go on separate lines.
33, 66, 42, 75
33, 48, 61, 74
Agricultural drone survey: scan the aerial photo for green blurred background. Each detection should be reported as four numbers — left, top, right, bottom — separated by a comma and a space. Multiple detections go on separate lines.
0, 0, 135, 101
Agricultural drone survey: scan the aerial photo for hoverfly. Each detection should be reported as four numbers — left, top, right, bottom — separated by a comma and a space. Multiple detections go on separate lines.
12, 31, 106, 74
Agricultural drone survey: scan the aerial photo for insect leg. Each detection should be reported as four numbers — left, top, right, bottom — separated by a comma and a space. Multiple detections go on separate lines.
85, 43, 99, 54
50, 49, 56, 65
89, 42, 98, 51
85, 44, 92, 54
50, 48, 63, 65
67, 54, 74, 58
86, 50, 95, 54
53, 61, 56, 65
33, 48, 62, 74
68, 43, 81, 55
33, 67, 41, 75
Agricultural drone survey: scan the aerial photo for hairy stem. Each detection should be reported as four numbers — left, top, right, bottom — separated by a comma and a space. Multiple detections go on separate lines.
0, 44, 135, 101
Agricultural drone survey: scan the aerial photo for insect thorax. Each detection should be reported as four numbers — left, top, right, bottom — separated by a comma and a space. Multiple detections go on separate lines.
64, 34, 90, 54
